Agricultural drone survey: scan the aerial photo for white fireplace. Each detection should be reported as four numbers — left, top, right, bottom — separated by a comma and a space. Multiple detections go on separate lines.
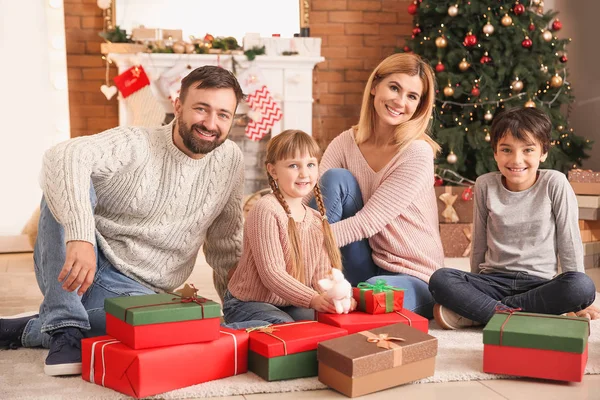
107, 53, 324, 135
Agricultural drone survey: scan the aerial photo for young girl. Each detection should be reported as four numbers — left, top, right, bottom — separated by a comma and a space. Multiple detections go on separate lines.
310, 53, 444, 319
224, 130, 351, 327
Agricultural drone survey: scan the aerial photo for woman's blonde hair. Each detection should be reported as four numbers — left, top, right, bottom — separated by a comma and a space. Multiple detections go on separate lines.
354, 53, 440, 155
265, 130, 343, 284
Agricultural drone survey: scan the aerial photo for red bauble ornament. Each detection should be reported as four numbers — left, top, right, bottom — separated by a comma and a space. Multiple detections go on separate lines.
471, 87, 480, 97
412, 26, 422, 36
204, 33, 214, 42
552, 19, 562, 31
403, 46, 412, 53
463, 33, 478, 47
480, 53, 492, 64
560, 55, 568, 63
434, 176, 444, 186
435, 62, 445, 72
408, 2, 418, 15
462, 187, 474, 201
513, 3, 525, 15
528, 22, 535, 31
522, 37, 533, 48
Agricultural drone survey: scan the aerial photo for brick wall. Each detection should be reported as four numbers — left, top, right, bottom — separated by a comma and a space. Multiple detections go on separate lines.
310, 0, 412, 146
64, 0, 119, 138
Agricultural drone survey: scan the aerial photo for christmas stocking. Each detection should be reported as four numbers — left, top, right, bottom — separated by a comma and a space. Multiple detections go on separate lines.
245, 85, 283, 141
113, 65, 164, 127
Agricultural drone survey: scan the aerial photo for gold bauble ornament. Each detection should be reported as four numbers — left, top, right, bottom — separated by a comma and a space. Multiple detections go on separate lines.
485, 132, 491, 142
511, 79, 524, 93
458, 59, 470, 72
501, 14, 513, 27
447, 151, 458, 164
185, 43, 196, 54
483, 22, 495, 35
557, 125, 564, 131
443, 86, 455, 97
435, 36, 448, 48
550, 74, 563, 88
524, 100, 536, 108
172, 42, 186, 54
542, 29, 553, 42
448, 4, 459, 17
484, 110, 494, 121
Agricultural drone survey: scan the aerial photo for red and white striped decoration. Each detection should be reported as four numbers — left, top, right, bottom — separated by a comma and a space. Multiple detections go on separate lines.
245, 85, 283, 141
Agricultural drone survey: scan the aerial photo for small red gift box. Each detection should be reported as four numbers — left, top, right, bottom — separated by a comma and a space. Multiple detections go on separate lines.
317, 309, 428, 334
82, 328, 247, 398
248, 320, 348, 358
352, 280, 404, 314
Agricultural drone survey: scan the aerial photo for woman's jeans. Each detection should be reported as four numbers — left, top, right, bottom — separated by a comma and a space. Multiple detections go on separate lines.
22, 187, 154, 348
429, 268, 596, 324
311, 168, 435, 319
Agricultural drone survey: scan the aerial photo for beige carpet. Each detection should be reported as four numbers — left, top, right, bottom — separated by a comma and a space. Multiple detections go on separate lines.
1, 319, 599, 399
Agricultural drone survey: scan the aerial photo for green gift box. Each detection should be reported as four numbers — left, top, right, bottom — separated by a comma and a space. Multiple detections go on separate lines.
483, 312, 589, 353
249, 350, 318, 381
105, 293, 221, 325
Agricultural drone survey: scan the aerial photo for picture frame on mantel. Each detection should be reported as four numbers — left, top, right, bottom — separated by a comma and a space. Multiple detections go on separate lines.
106, 1, 311, 41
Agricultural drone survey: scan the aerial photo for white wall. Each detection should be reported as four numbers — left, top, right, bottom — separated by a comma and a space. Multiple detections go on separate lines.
553, 0, 600, 170
0, 0, 70, 235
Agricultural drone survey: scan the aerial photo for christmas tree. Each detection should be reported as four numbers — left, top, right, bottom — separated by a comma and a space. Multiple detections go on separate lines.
404, 0, 592, 180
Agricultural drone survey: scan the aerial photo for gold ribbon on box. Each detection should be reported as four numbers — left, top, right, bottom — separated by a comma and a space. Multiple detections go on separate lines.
462, 226, 472, 257
439, 188, 460, 223
245, 320, 317, 356
358, 331, 405, 366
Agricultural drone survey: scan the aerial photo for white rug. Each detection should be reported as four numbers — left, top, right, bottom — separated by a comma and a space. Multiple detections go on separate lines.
1, 320, 599, 399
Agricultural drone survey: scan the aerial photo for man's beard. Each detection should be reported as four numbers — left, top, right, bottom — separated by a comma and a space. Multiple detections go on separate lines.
178, 120, 226, 155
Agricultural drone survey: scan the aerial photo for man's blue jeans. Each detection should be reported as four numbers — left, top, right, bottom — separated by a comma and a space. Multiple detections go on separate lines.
429, 268, 596, 323
22, 187, 154, 348
311, 168, 435, 319
222, 290, 315, 330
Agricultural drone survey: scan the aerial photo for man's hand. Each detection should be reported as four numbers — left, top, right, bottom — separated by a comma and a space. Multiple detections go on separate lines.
58, 241, 96, 296
575, 305, 600, 320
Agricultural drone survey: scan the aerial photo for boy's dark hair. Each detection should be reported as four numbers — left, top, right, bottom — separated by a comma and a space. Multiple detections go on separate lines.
179, 66, 244, 105
490, 107, 552, 153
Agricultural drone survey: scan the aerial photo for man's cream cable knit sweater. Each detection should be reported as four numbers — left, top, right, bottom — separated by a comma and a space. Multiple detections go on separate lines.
40, 122, 244, 295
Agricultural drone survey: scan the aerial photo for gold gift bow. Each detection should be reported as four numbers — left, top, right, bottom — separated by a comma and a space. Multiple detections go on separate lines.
358, 331, 405, 366
462, 226, 472, 257
439, 190, 460, 223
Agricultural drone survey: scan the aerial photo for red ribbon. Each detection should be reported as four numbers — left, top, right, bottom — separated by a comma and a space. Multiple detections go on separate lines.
495, 306, 590, 346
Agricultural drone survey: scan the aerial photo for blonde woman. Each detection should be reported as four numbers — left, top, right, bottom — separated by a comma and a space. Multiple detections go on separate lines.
224, 130, 353, 328
312, 53, 444, 319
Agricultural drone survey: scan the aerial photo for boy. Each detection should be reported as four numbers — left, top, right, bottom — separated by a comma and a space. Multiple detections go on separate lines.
428, 107, 599, 330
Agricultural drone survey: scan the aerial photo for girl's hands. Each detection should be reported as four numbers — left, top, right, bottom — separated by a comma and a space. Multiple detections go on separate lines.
309, 293, 337, 313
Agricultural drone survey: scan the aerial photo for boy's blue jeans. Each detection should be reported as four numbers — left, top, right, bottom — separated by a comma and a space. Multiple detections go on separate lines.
311, 168, 435, 319
429, 268, 596, 324
22, 187, 154, 349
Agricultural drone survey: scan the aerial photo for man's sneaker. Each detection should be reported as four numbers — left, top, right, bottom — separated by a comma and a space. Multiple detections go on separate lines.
433, 304, 482, 330
44, 327, 83, 376
0, 313, 38, 349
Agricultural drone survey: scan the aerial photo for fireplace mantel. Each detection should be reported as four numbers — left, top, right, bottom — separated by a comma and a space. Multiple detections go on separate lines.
108, 53, 324, 135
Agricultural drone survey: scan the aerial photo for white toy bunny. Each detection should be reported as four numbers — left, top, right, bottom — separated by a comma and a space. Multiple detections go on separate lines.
318, 268, 353, 314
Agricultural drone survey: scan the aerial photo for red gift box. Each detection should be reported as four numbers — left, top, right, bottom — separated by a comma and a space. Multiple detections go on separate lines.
82, 328, 247, 398
317, 309, 428, 334
248, 321, 347, 357
105, 313, 220, 350
352, 283, 404, 314
484, 344, 588, 382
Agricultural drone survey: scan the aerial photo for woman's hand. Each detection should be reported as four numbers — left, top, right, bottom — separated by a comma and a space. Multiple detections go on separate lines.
309, 293, 337, 313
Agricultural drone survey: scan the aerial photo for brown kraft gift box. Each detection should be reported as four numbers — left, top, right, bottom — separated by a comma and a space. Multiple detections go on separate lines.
317, 323, 437, 397
439, 223, 472, 257
435, 186, 474, 223
568, 169, 600, 183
